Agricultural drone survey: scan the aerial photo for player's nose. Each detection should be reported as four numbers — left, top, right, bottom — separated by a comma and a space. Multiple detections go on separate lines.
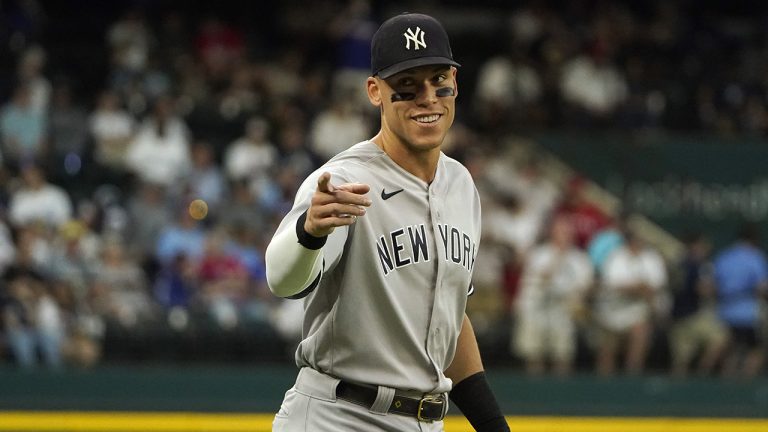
414, 83, 439, 106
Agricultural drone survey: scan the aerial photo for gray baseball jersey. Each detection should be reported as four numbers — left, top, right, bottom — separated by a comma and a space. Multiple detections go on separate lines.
269, 140, 481, 394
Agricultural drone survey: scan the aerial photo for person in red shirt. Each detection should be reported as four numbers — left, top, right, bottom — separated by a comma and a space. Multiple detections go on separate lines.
554, 175, 613, 249
195, 16, 245, 81
198, 229, 250, 329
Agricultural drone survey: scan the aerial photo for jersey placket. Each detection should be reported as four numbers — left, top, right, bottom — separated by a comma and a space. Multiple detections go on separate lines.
424, 178, 447, 384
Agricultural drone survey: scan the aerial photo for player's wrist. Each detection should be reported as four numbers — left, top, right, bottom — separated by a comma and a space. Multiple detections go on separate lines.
296, 210, 328, 249
449, 371, 509, 432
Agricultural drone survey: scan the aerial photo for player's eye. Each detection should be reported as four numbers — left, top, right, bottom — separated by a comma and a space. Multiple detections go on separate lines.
433, 73, 447, 83
391, 92, 415, 102
397, 77, 415, 87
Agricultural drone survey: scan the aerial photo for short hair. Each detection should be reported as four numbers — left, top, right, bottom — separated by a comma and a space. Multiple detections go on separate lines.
737, 222, 760, 244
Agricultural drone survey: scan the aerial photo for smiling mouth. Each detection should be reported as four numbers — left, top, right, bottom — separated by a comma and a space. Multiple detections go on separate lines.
413, 114, 441, 124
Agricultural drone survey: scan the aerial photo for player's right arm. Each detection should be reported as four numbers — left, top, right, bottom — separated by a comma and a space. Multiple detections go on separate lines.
265, 172, 371, 298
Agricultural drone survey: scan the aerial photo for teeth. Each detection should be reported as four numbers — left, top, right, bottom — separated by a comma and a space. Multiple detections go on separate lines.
415, 114, 440, 123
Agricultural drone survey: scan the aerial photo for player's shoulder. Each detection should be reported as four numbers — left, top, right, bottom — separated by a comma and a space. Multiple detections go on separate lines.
288, 141, 384, 208
439, 152, 474, 179
439, 152, 478, 196
326, 140, 383, 166
301, 141, 383, 185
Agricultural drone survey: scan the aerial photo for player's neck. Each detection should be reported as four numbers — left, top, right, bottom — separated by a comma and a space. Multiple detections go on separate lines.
372, 131, 440, 183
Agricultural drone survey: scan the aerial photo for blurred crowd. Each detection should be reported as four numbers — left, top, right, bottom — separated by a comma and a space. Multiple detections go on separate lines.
0, 0, 766, 377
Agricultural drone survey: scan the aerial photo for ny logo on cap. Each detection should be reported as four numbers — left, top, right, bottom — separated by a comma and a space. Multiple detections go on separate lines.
403, 27, 426, 50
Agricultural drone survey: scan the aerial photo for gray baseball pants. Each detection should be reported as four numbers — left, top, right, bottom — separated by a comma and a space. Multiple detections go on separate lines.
272, 367, 446, 432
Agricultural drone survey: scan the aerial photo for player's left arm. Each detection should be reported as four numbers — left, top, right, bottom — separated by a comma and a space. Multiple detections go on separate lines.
445, 314, 510, 432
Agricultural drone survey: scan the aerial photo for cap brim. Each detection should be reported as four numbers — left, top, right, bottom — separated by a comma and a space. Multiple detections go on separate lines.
376, 57, 460, 79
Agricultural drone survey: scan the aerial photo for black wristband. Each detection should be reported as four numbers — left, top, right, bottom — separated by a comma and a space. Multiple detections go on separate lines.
449, 371, 509, 432
296, 210, 327, 250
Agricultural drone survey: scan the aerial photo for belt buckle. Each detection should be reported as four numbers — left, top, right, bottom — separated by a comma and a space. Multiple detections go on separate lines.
417, 395, 446, 422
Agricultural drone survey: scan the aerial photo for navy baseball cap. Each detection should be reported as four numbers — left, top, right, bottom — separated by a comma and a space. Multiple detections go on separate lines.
371, 13, 460, 79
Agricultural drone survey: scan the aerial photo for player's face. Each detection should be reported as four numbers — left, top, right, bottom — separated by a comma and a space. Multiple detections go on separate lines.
371, 65, 457, 153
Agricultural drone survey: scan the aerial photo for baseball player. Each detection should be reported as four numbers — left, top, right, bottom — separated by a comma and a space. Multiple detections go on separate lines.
266, 13, 509, 432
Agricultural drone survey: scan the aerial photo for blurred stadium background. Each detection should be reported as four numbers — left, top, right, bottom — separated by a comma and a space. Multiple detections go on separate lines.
0, 0, 767, 430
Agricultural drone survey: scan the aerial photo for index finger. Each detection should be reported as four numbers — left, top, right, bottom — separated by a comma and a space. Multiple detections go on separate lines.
317, 172, 334, 193
335, 183, 371, 196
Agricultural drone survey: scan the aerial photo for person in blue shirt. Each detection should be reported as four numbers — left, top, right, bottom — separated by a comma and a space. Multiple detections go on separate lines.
713, 223, 768, 378
0, 85, 47, 169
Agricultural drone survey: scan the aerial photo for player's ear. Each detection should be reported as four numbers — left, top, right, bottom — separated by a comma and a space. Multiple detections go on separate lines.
367, 76, 382, 107
451, 67, 458, 98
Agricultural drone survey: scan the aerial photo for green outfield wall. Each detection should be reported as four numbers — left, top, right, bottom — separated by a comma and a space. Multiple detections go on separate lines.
533, 132, 768, 251
1, 366, 766, 418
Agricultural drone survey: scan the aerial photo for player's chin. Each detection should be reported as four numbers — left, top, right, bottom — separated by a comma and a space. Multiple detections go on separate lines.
410, 126, 446, 147
408, 130, 445, 150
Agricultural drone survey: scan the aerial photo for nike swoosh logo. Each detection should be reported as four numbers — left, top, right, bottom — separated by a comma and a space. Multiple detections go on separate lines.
381, 188, 404, 200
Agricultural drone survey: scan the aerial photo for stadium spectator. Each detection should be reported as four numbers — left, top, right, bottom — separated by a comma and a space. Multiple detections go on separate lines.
125, 96, 191, 188
154, 207, 206, 266
224, 223, 268, 290
593, 229, 668, 375
184, 140, 227, 211
274, 123, 315, 178
669, 232, 728, 377
89, 90, 135, 173
46, 220, 97, 307
473, 52, 542, 131
587, 212, 629, 273
16, 45, 51, 113
326, 0, 377, 108
125, 182, 173, 259
7, 224, 52, 272
216, 63, 261, 124
55, 278, 102, 369
308, 93, 369, 162
506, 154, 560, 222
2, 277, 64, 369
484, 192, 545, 259
223, 116, 276, 182
261, 49, 303, 101
152, 252, 197, 318
469, 234, 514, 336
559, 34, 628, 126
554, 176, 613, 249
194, 16, 245, 83
2, 232, 63, 369
90, 237, 155, 330
107, 9, 152, 89
197, 228, 250, 329
513, 216, 594, 375
714, 223, 768, 378
218, 179, 266, 233
0, 85, 47, 169
8, 163, 72, 229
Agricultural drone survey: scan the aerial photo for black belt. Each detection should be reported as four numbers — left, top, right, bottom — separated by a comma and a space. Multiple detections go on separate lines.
336, 380, 447, 422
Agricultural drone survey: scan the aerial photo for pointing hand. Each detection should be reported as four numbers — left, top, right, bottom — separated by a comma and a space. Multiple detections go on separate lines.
305, 172, 371, 237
